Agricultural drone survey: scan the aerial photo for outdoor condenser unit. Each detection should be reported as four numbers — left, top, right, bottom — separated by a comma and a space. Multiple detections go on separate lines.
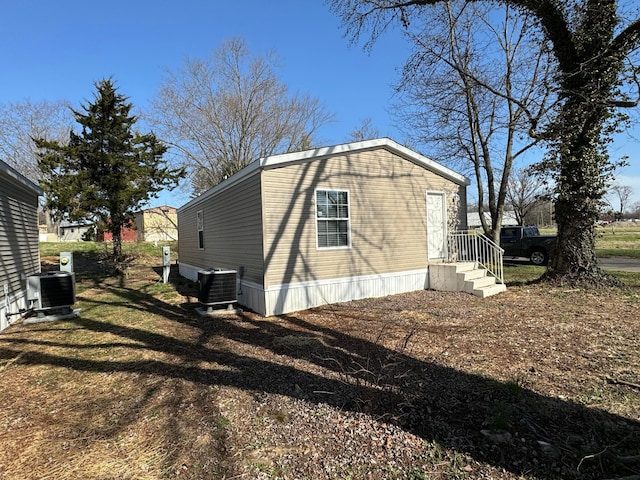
26, 271, 76, 312
198, 268, 237, 306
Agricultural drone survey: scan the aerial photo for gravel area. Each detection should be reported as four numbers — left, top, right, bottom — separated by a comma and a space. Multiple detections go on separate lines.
0, 261, 638, 479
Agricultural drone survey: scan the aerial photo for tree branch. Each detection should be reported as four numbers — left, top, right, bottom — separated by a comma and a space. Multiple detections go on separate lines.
611, 17, 640, 57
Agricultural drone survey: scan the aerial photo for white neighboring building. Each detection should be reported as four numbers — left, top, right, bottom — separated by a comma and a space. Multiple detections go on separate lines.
58, 221, 93, 242
467, 211, 519, 229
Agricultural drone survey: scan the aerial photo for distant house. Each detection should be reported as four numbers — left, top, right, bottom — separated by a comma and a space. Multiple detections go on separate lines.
135, 206, 177, 242
0, 160, 43, 332
58, 221, 93, 242
467, 211, 519, 229
178, 138, 469, 316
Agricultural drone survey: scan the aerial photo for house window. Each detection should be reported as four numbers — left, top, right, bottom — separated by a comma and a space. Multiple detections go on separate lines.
197, 210, 204, 249
316, 189, 350, 248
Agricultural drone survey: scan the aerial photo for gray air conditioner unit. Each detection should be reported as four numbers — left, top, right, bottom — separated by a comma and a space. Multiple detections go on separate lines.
26, 271, 76, 312
198, 268, 237, 306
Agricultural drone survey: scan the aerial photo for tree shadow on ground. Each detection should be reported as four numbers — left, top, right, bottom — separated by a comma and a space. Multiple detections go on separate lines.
5, 271, 640, 480
40, 250, 122, 285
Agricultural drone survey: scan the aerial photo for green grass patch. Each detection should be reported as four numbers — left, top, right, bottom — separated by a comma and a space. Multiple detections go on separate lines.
530, 225, 640, 258
40, 241, 176, 257
504, 264, 546, 285
40, 241, 110, 257
596, 224, 640, 256
608, 271, 640, 288
596, 248, 640, 258
504, 262, 640, 287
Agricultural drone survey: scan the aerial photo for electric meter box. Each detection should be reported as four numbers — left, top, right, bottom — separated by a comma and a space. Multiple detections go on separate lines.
162, 246, 171, 266
59, 252, 74, 273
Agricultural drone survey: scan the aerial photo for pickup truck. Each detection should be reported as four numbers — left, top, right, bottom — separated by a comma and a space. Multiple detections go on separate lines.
500, 225, 557, 265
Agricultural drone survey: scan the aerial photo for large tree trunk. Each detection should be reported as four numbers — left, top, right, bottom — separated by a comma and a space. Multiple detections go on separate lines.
544, 97, 620, 286
540, 0, 626, 287
112, 227, 124, 271
548, 176, 601, 283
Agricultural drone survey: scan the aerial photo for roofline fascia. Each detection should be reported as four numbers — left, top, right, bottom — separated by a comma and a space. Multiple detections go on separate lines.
178, 138, 469, 212
0, 160, 44, 196
177, 162, 261, 212
259, 138, 470, 186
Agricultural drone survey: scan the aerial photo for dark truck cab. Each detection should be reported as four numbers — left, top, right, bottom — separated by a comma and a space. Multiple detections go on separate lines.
500, 225, 556, 265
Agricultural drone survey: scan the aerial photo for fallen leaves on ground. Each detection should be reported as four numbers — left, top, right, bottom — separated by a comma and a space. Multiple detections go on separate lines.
0, 261, 638, 479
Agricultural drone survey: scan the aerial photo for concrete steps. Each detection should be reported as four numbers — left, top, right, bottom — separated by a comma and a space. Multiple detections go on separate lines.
428, 262, 506, 298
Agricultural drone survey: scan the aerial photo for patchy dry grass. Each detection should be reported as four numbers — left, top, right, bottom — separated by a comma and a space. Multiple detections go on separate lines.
0, 254, 639, 479
536, 223, 640, 258
597, 223, 640, 258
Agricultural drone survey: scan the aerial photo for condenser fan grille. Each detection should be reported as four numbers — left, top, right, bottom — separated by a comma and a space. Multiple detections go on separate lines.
26, 271, 76, 310
198, 269, 237, 306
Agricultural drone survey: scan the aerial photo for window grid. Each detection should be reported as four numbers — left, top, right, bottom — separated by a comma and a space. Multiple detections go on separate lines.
316, 190, 350, 248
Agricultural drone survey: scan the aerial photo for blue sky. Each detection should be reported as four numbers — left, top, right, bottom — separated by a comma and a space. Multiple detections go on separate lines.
2, 0, 639, 209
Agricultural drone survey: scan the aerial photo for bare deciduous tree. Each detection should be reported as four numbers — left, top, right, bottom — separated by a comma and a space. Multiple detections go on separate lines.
607, 183, 634, 217
0, 99, 72, 182
347, 117, 380, 142
148, 38, 335, 195
393, 1, 555, 242
330, 0, 640, 284
0, 99, 73, 233
506, 167, 549, 225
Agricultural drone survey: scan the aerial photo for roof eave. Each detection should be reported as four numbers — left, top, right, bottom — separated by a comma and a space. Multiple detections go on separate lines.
177, 161, 261, 212
260, 138, 470, 186
178, 138, 469, 212
0, 160, 44, 195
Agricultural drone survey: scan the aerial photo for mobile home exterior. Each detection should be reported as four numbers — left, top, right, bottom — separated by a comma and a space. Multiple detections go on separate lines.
178, 138, 468, 316
0, 160, 43, 332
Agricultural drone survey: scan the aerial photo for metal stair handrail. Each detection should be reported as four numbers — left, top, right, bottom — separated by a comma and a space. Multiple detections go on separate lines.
448, 230, 504, 284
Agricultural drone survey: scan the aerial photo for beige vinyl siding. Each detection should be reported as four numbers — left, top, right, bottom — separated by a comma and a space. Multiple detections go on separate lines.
262, 148, 462, 288
136, 208, 178, 242
0, 178, 41, 300
178, 171, 264, 285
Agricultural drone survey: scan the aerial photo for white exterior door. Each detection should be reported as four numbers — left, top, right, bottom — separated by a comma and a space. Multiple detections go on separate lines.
426, 192, 447, 260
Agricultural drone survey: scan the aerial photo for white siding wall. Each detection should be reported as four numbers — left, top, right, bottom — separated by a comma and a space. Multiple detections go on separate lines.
264, 268, 429, 316
0, 171, 41, 332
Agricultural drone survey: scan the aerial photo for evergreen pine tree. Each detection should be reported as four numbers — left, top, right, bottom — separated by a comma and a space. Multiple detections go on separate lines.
36, 79, 185, 269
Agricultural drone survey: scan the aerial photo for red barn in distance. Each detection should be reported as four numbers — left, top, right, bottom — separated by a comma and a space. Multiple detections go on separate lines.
97, 223, 137, 243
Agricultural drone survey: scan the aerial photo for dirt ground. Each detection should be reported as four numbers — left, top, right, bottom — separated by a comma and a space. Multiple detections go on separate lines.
0, 257, 639, 479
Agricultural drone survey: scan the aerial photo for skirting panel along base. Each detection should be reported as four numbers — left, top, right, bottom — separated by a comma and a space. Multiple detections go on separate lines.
179, 263, 429, 317
263, 269, 429, 316
1, 290, 27, 333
